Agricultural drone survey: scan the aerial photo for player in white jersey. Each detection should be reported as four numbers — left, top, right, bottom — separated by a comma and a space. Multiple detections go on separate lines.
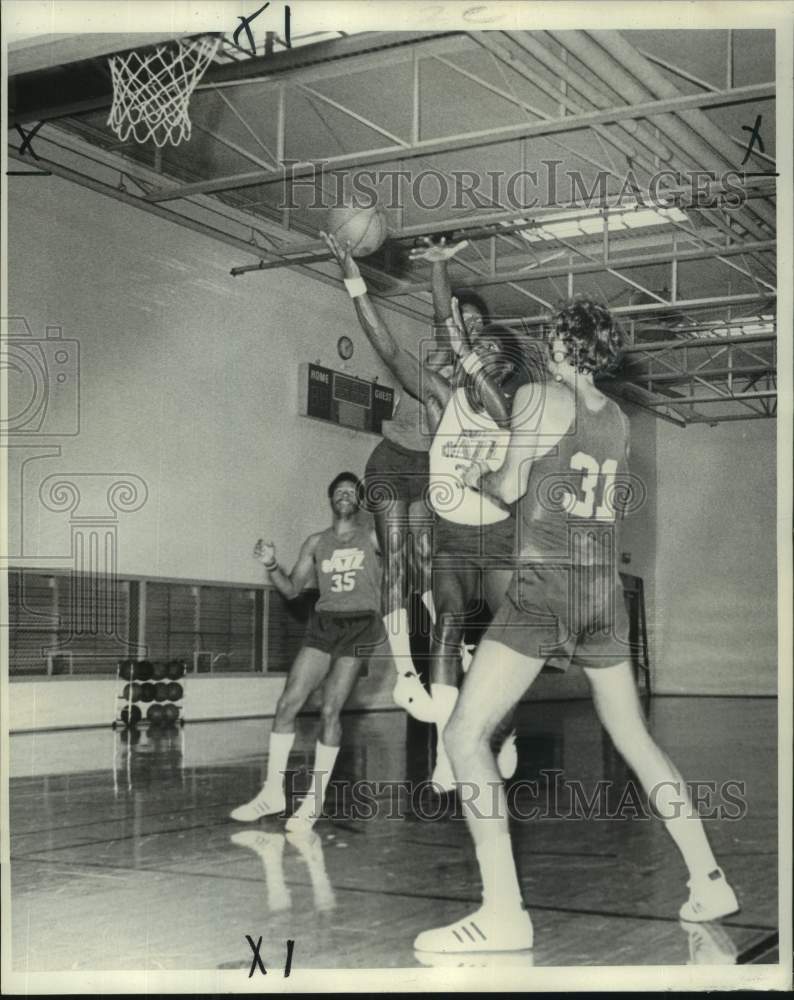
324, 232, 529, 787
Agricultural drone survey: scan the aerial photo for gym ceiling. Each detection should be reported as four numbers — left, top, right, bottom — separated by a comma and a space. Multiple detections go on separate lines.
7, 28, 777, 425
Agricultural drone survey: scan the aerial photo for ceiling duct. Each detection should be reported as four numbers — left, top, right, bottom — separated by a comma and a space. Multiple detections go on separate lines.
550, 31, 773, 242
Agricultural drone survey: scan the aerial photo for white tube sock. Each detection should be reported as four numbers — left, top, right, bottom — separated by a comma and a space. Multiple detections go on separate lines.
476, 832, 524, 911
293, 741, 340, 823
421, 590, 436, 624
664, 816, 720, 881
653, 778, 720, 880
289, 832, 336, 911
384, 608, 414, 668
264, 730, 295, 791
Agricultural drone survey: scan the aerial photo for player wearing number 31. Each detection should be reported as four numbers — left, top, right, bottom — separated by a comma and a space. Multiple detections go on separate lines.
414, 299, 738, 954
231, 472, 384, 831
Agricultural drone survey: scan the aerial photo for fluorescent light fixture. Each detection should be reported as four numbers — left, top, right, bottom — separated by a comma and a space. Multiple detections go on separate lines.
504, 205, 688, 243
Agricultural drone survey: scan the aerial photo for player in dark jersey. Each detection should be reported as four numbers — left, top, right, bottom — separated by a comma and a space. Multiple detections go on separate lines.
414, 299, 739, 954
322, 232, 519, 759
357, 236, 472, 725
231, 472, 384, 832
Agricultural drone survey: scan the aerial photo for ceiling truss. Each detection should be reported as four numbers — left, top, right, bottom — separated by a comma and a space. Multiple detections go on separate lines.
7, 28, 777, 425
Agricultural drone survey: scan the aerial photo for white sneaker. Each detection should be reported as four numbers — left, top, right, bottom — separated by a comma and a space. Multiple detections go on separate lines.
230, 829, 285, 852
230, 785, 286, 821
681, 919, 738, 964
285, 804, 319, 833
286, 829, 337, 912
678, 868, 739, 922
414, 905, 533, 953
229, 831, 292, 911
497, 731, 518, 780
393, 669, 437, 723
414, 948, 535, 968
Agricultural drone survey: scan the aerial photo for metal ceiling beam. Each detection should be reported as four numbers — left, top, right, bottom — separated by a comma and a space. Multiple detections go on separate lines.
551, 31, 775, 246
628, 365, 773, 383
221, 179, 773, 263
143, 82, 774, 203
601, 382, 689, 426
621, 332, 774, 352
378, 239, 776, 296
633, 390, 775, 406
503, 31, 673, 164
472, 32, 648, 171
509, 291, 775, 325
609, 331, 776, 421
686, 412, 774, 423
202, 32, 465, 87
8, 31, 465, 127
5, 145, 429, 324
595, 31, 777, 233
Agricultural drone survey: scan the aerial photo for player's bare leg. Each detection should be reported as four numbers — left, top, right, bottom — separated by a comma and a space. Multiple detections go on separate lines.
414, 639, 543, 952
429, 564, 517, 790
409, 499, 435, 624
483, 567, 519, 780
286, 655, 363, 832
584, 661, 739, 921
428, 563, 470, 790
231, 646, 331, 821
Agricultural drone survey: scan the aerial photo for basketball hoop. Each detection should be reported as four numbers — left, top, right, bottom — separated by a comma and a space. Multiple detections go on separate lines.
107, 34, 221, 148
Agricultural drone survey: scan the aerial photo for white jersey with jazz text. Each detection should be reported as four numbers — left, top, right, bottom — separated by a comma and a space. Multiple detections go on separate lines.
428, 388, 511, 525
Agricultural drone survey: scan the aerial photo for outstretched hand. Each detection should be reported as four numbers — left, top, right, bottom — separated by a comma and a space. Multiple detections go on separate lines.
321, 231, 360, 279
461, 460, 487, 490
253, 539, 276, 567
409, 235, 469, 263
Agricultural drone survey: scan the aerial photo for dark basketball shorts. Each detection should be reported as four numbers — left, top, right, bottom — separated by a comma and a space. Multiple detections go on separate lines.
303, 610, 386, 659
433, 514, 515, 569
363, 438, 429, 508
486, 563, 632, 671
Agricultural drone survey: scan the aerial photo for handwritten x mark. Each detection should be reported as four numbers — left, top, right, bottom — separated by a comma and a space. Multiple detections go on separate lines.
245, 934, 267, 977
16, 122, 45, 160
233, 3, 270, 55
740, 114, 765, 166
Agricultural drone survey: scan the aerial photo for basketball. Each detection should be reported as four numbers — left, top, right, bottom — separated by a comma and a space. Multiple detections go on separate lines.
325, 204, 388, 258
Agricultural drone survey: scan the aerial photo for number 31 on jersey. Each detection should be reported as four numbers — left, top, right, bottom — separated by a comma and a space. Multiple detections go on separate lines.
569, 452, 618, 520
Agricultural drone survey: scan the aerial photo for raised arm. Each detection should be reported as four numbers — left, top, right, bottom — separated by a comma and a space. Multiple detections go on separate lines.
322, 231, 452, 415
409, 236, 468, 321
254, 534, 319, 602
464, 381, 574, 505
409, 236, 472, 354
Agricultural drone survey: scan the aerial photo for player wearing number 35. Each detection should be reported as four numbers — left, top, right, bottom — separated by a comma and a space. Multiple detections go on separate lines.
414, 299, 739, 954
231, 472, 384, 831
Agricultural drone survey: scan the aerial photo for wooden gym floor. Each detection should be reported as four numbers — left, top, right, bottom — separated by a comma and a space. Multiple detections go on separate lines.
8, 697, 778, 972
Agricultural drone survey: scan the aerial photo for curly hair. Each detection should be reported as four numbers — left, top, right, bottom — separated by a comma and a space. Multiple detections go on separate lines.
552, 298, 624, 375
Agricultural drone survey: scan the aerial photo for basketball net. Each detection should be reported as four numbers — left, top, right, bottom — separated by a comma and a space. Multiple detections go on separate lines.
107, 35, 221, 148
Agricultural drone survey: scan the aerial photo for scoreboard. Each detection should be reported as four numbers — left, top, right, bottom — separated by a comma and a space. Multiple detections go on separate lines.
298, 363, 394, 434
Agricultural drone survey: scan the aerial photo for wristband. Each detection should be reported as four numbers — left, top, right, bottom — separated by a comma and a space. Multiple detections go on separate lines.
344, 276, 367, 299
263, 559, 278, 572
461, 350, 485, 376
